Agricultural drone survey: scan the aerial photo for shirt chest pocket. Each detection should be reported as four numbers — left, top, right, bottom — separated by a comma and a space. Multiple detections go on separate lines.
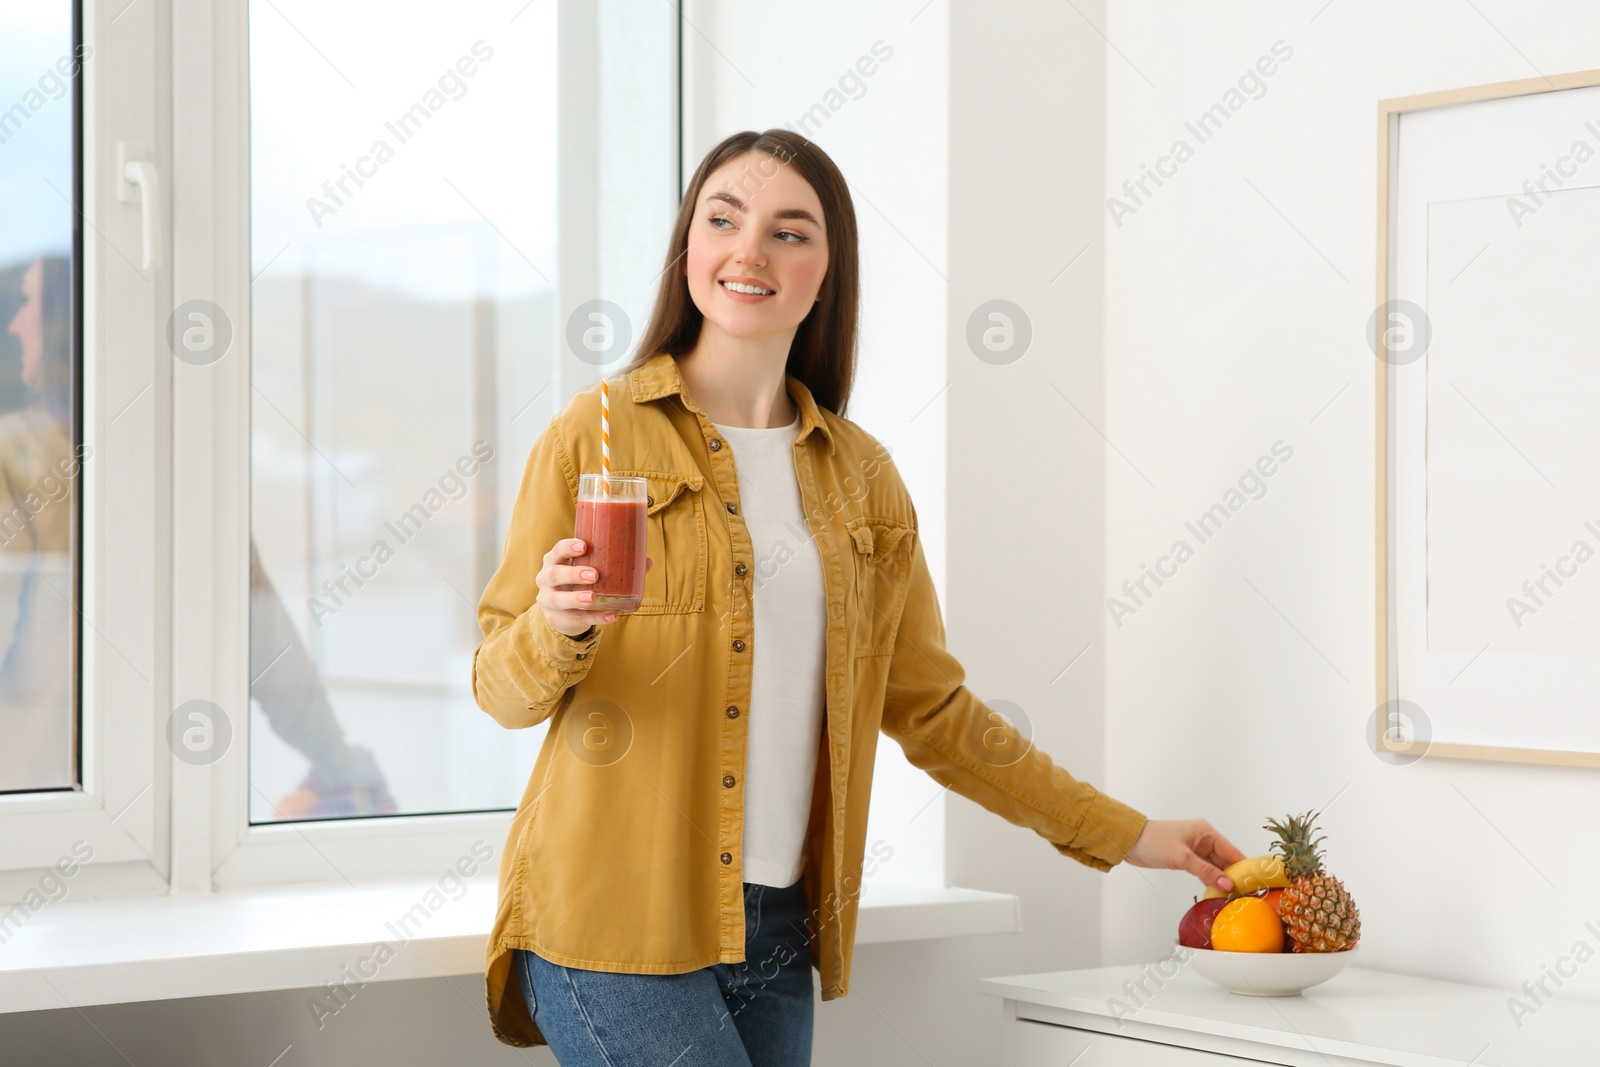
630, 471, 707, 614
844, 516, 913, 656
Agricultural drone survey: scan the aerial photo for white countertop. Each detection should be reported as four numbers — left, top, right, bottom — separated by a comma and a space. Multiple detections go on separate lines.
0, 878, 1018, 1014
978, 962, 1600, 1067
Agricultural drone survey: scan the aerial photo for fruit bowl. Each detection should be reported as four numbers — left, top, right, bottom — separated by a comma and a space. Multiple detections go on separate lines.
1178, 940, 1358, 996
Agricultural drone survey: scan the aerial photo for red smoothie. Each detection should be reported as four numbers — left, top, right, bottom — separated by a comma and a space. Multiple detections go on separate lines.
573, 495, 647, 612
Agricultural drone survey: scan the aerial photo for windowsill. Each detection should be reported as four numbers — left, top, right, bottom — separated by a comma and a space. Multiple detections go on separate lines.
0, 878, 1020, 1013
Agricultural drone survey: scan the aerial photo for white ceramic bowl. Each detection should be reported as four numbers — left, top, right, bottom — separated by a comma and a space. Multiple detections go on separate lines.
1177, 940, 1358, 996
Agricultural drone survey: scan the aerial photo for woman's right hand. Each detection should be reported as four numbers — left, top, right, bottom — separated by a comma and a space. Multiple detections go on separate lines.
537, 538, 653, 637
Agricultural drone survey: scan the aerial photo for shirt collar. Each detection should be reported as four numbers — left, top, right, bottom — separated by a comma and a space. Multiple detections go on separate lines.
629, 351, 837, 457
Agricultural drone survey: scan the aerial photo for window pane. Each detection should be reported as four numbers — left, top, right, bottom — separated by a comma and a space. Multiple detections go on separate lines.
0, 6, 83, 794
248, 4, 555, 822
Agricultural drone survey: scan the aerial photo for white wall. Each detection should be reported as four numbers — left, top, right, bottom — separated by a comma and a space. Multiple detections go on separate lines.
1099, 0, 1600, 1016
944, 0, 1124, 1062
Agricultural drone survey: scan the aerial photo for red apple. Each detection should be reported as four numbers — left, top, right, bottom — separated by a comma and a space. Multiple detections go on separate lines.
1178, 897, 1232, 949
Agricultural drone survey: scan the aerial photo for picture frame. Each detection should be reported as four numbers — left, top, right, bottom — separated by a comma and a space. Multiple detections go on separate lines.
1375, 67, 1600, 768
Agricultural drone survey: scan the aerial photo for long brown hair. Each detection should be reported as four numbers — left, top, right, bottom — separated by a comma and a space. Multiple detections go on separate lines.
620, 129, 859, 418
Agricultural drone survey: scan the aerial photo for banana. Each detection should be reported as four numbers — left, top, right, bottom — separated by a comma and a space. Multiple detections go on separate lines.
1201, 853, 1289, 899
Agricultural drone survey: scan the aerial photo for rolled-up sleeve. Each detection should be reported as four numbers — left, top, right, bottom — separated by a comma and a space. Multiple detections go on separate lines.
472, 418, 603, 729
878, 503, 1148, 871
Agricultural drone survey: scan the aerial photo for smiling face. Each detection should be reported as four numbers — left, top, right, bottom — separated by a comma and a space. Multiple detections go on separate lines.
684, 151, 829, 344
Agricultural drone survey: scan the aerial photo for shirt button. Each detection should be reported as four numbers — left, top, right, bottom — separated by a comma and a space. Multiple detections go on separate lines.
734, 562, 747, 576
726, 502, 738, 514
726, 706, 739, 718
646, 494, 654, 507
732, 639, 745, 652
710, 439, 722, 451
575, 653, 586, 660
723, 774, 736, 788
720, 852, 732, 865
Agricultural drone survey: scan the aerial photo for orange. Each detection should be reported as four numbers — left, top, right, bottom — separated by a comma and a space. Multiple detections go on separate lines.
1209, 897, 1284, 952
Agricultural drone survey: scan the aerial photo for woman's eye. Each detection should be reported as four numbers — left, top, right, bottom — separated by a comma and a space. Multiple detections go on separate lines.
707, 216, 806, 243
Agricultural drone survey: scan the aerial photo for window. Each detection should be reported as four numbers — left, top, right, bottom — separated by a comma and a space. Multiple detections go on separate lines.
245, 7, 558, 825
0, 3, 85, 796
0, 0, 166, 885
227, 0, 677, 880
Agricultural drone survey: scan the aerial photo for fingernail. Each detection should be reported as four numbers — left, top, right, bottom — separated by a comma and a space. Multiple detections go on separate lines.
573, 539, 584, 551
605, 612, 617, 621
1219, 876, 1233, 891
582, 569, 597, 581
581, 592, 593, 602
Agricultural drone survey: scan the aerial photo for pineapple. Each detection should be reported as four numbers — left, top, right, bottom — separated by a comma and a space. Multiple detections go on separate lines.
1264, 810, 1361, 953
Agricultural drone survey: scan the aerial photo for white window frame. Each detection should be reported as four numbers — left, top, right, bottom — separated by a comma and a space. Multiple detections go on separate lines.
195, 0, 681, 883
0, 0, 172, 902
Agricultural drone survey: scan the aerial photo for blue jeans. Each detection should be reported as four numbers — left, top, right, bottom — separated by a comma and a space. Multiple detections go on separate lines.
513, 874, 815, 1066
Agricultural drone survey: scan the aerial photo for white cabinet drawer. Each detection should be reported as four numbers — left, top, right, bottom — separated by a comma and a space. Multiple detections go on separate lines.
1015, 1020, 1277, 1066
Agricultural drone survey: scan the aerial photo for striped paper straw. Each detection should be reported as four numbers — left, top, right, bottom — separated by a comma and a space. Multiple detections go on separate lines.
600, 377, 611, 494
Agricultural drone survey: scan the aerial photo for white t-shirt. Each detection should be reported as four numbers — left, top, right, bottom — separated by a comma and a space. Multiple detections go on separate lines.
711, 409, 827, 889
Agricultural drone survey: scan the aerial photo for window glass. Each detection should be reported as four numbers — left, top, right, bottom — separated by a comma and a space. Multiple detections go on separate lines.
0, 5, 84, 794
248, 3, 555, 822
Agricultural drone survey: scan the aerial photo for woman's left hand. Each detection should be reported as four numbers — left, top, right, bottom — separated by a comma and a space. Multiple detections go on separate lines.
1123, 818, 1247, 893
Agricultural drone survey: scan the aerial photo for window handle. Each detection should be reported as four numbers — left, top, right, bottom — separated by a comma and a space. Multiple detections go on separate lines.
116, 144, 163, 271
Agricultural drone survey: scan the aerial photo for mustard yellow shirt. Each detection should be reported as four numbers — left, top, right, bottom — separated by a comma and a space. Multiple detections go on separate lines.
472, 351, 1148, 1049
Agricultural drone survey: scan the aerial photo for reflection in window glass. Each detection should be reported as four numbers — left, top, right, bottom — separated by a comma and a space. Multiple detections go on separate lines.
248, 3, 555, 822
0, 7, 84, 794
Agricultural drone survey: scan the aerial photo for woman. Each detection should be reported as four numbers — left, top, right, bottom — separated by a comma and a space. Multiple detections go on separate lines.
472, 130, 1244, 1065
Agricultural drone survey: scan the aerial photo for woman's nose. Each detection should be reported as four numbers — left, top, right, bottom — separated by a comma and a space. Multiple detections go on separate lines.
734, 232, 765, 266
